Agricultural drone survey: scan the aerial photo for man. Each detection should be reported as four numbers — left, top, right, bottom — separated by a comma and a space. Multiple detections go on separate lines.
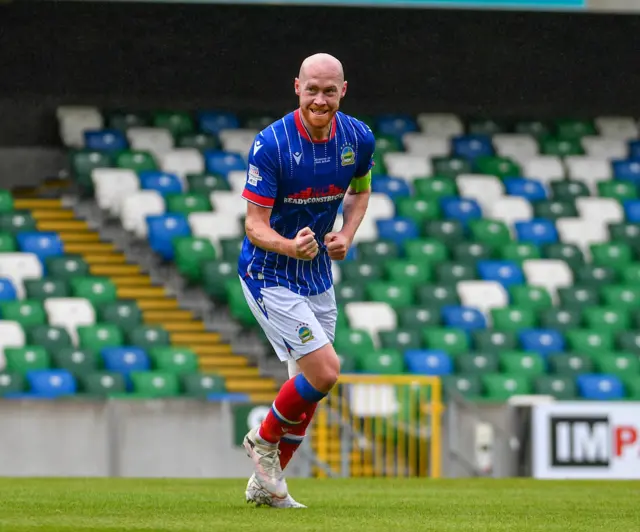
237, 53, 375, 508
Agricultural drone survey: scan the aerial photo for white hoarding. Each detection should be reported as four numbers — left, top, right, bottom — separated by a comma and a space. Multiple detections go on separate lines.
532, 402, 640, 479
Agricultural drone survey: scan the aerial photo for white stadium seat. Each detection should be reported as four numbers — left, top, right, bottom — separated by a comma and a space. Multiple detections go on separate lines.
575, 197, 624, 226
595, 116, 639, 139
581, 136, 628, 160
456, 174, 504, 211
366, 193, 395, 220
416, 113, 464, 137
383, 153, 432, 183
333, 214, 377, 243
160, 149, 204, 180
556, 218, 608, 257
487, 197, 533, 230
565, 156, 612, 192
44, 298, 96, 345
57, 105, 103, 148
126, 127, 174, 160
92, 168, 139, 216
0, 253, 43, 299
456, 281, 508, 318
210, 191, 247, 220
227, 170, 247, 192
188, 212, 243, 256
344, 302, 397, 348
219, 129, 259, 155
121, 191, 165, 238
523, 156, 565, 188
401, 133, 450, 158
492, 134, 539, 165
0, 320, 26, 370
522, 259, 573, 303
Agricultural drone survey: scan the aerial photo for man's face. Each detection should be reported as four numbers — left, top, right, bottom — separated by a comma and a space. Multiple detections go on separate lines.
295, 66, 347, 131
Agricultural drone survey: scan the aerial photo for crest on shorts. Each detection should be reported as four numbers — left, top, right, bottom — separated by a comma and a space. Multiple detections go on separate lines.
341, 144, 355, 167
296, 323, 314, 344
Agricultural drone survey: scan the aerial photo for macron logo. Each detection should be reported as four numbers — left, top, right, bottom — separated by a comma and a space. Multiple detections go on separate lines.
253, 141, 263, 155
293, 152, 302, 165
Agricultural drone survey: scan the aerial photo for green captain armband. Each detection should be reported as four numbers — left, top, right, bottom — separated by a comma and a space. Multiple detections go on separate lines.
350, 171, 372, 193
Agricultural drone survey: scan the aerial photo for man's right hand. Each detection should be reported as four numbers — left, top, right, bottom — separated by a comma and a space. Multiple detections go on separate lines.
293, 227, 319, 260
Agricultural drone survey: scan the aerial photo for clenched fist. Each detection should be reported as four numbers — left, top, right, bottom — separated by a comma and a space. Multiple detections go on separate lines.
294, 227, 319, 260
324, 231, 351, 261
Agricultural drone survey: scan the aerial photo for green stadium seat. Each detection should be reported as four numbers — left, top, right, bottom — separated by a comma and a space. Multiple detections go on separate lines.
404, 239, 448, 263
46, 255, 90, 280
202, 261, 236, 300
358, 349, 405, 374
130, 371, 180, 397
499, 351, 545, 377
624, 377, 640, 399
565, 329, 614, 356
384, 260, 431, 285
149, 347, 199, 374
357, 241, 399, 263
468, 219, 511, 246
116, 150, 157, 172
515, 120, 550, 138
550, 180, 590, 201
335, 283, 367, 305
590, 243, 633, 272
593, 352, 640, 377
423, 328, 469, 356
609, 223, 640, 246
482, 374, 531, 400
4, 346, 49, 374
337, 353, 357, 373
27, 326, 73, 351
432, 157, 472, 178
371, 152, 386, 175
509, 285, 553, 311
541, 137, 583, 156
181, 373, 226, 397
81, 372, 126, 396
178, 134, 220, 151
436, 262, 477, 283
583, 307, 630, 333
601, 285, 640, 309
499, 242, 540, 264
166, 193, 211, 216
475, 156, 521, 179
219, 238, 244, 261
366, 282, 413, 307
379, 329, 422, 351
413, 176, 458, 199
0, 300, 46, 327
558, 286, 599, 309
534, 376, 577, 399
539, 308, 583, 331
469, 118, 506, 136
397, 305, 442, 329
0, 190, 14, 213
575, 265, 617, 287
491, 307, 537, 331
0, 372, 25, 395
70, 277, 117, 305
423, 221, 465, 244
174, 237, 216, 282
455, 353, 499, 374
0, 232, 16, 252
472, 330, 518, 353
70, 150, 113, 189
416, 284, 459, 307
0, 211, 36, 233
598, 181, 638, 201
24, 279, 69, 300
153, 111, 194, 136
542, 243, 584, 269
127, 325, 170, 350
555, 119, 596, 140
622, 265, 640, 285
452, 242, 494, 262
340, 261, 384, 283
395, 197, 440, 224
51, 348, 98, 377
533, 200, 578, 220
187, 173, 231, 193
548, 353, 594, 375
443, 374, 482, 400
77, 324, 124, 351
616, 331, 640, 355
106, 111, 148, 130
374, 135, 402, 154
97, 301, 142, 333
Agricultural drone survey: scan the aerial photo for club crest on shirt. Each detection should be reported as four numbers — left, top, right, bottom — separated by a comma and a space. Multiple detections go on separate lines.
296, 323, 314, 344
341, 144, 355, 166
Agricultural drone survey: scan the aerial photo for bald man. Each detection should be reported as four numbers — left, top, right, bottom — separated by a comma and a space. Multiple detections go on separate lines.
238, 53, 375, 508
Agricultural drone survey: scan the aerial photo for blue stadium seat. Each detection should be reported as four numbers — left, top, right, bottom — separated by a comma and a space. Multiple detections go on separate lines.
612, 160, 640, 184
477, 260, 524, 288
441, 305, 486, 332
504, 178, 547, 202
628, 140, 640, 160
26, 369, 76, 398
146, 214, 191, 260
623, 199, 640, 223
376, 218, 419, 246
139, 171, 183, 196
440, 197, 482, 225
203, 151, 246, 177
404, 350, 453, 376
0, 278, 17, 301
83, 129, 128, 152
576, 374, 624, 400
207, 392, 251, 402
519, 329, 564, 357
372, 176, 412, 201
514, 219, 558, 245
16, 232, 64, 263
375, 115, 418, 139
101, 347, 150, 374
451, 135, 494, 160
198, 111, 239, 134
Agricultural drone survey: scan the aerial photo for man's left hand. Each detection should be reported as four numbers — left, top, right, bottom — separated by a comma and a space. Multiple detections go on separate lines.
324, 232, 352, 261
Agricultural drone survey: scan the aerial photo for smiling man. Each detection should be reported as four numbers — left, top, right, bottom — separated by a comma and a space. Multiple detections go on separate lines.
238, 53, 375, 508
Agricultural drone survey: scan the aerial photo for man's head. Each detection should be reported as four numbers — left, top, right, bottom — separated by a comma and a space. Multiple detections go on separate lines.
295, 53, 347, 133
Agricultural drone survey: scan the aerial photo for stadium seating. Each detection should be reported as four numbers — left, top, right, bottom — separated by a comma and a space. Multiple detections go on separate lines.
6, 108, 640, 404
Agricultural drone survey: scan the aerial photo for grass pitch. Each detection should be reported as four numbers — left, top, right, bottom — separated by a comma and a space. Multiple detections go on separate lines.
0, 478, 638, 531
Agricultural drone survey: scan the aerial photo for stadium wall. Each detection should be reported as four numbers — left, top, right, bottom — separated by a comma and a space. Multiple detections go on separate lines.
1, 1, 640, 150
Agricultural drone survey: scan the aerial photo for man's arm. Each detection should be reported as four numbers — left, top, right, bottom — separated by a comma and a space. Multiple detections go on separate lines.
338, 171, 372, 242
245, 203, 296, 257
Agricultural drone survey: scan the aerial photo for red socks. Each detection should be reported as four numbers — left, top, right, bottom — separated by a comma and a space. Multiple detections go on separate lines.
279, 402, 318, 469
258, 374, 326, 445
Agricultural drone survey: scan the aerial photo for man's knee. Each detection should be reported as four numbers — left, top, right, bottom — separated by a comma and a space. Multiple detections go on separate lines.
296, 343, 340, 393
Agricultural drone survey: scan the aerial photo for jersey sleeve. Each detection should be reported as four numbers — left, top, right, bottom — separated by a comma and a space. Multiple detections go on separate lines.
354, 124, 376, 178
241, 133, 279, 208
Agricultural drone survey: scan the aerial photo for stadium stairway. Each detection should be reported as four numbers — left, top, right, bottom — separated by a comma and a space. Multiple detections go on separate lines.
9, 179, 279, 403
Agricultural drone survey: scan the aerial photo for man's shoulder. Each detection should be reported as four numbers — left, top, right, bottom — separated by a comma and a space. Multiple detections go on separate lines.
336, 112, 375, 141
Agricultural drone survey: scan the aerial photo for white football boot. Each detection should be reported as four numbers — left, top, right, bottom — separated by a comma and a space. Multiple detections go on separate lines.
242, 427, 287, 498
245, 474, 307, 509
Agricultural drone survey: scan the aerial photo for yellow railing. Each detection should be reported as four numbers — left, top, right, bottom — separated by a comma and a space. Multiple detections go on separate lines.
311, 374, 443, 478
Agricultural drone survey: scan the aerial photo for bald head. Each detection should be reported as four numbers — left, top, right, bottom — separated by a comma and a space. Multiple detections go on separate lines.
298, 53, 344, 84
